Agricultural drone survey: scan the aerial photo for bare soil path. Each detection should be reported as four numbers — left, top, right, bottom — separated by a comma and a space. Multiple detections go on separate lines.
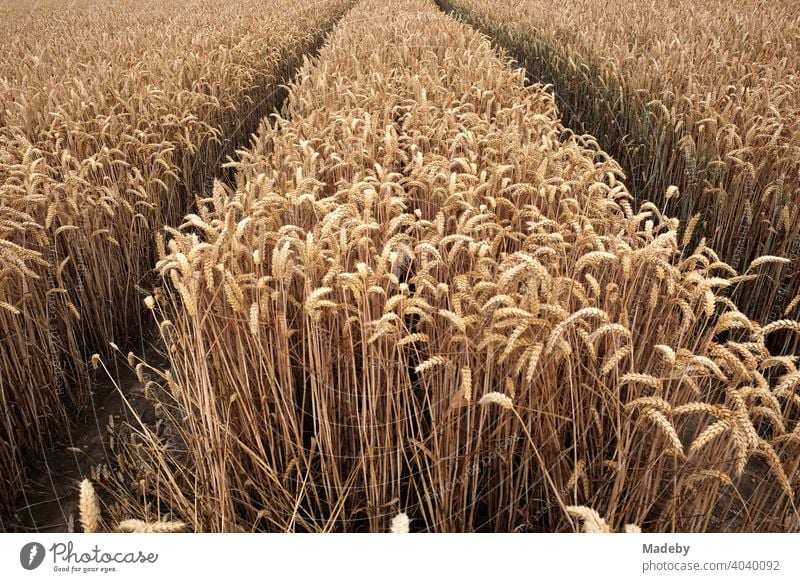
9, 333, 162, 533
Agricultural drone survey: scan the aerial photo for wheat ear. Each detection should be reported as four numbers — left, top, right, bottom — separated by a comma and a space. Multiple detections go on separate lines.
79, 479, 102, 533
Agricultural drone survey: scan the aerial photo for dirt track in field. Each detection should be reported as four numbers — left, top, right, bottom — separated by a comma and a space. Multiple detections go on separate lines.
9, 335, 160, 533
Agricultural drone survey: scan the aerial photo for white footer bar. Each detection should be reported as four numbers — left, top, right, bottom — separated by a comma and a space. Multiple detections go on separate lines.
1, 533, 796, 581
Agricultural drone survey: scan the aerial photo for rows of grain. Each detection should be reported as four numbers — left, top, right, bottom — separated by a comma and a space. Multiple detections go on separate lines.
0, 0, 355, 519
106, 0, 800, 531
439, 0, 800, 337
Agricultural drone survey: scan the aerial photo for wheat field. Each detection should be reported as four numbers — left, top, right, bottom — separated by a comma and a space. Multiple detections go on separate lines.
1, 0, 798, 533
440, 0, 800, 335
0, 0, 355, 522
